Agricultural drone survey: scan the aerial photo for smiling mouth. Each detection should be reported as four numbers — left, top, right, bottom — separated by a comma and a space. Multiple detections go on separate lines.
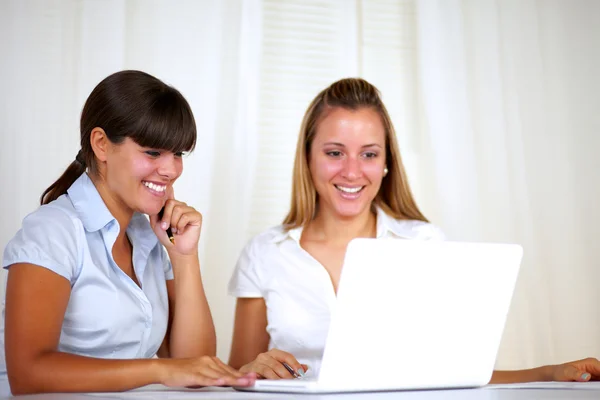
334, 184, 365, 194
143, 181, 167, 193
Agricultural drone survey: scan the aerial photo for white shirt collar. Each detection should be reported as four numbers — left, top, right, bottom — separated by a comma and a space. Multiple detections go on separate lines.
271, 206, 427, 244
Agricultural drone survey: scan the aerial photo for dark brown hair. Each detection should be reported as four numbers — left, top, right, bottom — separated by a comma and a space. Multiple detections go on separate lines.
41, 70, 197, 205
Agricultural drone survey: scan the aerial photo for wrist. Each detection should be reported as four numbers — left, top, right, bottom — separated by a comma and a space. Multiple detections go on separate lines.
239, 363, 252, 375
536, 365, 554, 381
167, 250, 199, 264
151, 358, 169, 385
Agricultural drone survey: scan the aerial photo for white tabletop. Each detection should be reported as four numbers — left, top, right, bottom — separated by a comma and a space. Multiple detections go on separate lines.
6, 383, 600, 400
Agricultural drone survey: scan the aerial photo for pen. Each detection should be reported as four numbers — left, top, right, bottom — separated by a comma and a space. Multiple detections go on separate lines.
282, 362, 301, 379
158, 207, 175, 244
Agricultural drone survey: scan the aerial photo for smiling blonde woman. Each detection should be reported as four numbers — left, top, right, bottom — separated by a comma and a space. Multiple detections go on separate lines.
227, 77, 600, 384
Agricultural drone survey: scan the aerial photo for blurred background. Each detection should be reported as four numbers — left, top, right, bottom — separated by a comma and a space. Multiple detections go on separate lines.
1, 0, 599, 369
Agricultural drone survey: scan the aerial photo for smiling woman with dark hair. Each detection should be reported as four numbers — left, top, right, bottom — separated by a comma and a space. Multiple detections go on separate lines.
0, 70, 255, 395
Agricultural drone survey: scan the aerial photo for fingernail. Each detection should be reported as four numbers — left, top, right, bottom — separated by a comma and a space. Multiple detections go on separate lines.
297, 369, 305, 377
171, 227, 178, 234
582, 373, 591, 380
161, 221, 168, 230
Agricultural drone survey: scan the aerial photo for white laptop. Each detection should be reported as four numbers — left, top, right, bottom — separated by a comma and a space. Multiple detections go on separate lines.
237, 239, 523, 394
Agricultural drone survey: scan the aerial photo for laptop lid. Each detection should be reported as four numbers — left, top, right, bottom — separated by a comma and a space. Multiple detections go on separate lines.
316, 239, 523, 391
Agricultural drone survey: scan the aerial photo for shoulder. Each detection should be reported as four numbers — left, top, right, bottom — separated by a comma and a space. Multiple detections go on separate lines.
229, 225, 288, 296
233, 224, 289, 274
3, 195, 83, 280
20, 195, 82, 236
241, 224, 289, 256
385, 218, 446, 240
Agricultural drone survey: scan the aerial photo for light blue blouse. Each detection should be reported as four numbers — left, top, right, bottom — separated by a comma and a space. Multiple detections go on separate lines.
0, 173, 173, 395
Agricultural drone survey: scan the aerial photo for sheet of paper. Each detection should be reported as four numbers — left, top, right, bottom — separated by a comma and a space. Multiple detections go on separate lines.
485, 381, 600, 390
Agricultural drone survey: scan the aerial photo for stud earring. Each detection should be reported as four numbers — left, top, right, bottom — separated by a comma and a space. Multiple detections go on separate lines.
383, 167, 388, 176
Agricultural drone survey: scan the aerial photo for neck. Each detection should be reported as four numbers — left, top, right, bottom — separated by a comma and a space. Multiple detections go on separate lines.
307, 205, 377, 245
90, 174, 133, 245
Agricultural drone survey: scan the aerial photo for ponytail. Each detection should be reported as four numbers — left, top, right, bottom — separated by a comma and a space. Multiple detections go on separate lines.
39, 70, 197, 206
40, 151, 87, 205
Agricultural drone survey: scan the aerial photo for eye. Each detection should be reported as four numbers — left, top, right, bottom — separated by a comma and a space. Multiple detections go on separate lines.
145, 150, 161, 157
326, 150, 343, 158
363, 151, 378, 159
174, 151, 186, 158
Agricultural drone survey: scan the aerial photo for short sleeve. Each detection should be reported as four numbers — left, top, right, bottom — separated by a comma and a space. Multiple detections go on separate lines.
227, 240, 263, 298
161, 247, 174, 280
2, 205, 81, 283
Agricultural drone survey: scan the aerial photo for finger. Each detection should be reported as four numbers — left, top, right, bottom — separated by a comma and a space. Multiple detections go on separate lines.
169, 376, 223, 388
562, 365, 589, 381
214, 375, 255, 387
255, 365, 281, 380
206, 362, 243, 380
301, 364, 309, 373
213, 358, 245, 378
166, 185, 175, 201
176, 212, 200, 235
581, 358, 600, 376
204, 378, 226, 387
256, 354, 294, 378
175, 213, 191, 235
581, 373, 592, 382
160, 199, 177, 230
195, 366, 228, 380
198, 369, 251, 388
169, 204, 197, 233
150, 210, 171, 244
265, 359, 294, 378
231, 377, 255, 387
269, 350, 304, 376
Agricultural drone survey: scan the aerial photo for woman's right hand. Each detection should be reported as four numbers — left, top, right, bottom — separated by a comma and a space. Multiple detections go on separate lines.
159, 356, 256, 387
239, 349, 308, 379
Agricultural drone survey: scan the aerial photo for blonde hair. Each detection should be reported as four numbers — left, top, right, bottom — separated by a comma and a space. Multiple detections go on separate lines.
282, 77, 428, 228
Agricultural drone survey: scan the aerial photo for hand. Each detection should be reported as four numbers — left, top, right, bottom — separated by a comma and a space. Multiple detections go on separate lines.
239, 349, 308, 379
547, 357, 600, 382
150, 187, 202, 255
159, 356, 256, 387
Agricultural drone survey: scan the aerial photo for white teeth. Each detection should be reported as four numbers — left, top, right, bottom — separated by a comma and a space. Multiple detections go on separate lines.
143, 181, 166, 192
335, 185, 363, 193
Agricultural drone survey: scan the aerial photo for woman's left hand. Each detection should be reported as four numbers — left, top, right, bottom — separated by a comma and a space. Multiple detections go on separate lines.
547, 358, 600, 381
150, 188, 202, 255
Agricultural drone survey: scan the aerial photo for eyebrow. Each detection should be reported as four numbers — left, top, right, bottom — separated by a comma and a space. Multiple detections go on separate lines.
323, 142, 383, 149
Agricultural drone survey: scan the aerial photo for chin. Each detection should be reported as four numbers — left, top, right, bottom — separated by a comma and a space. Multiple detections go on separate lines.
333, 202, 370, 219
136, 202, 163, 216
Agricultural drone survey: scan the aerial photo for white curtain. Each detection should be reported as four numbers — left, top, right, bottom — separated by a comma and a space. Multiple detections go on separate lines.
2, 0, 599, 369
414, 0, 600, 369
0, 0, 260, 359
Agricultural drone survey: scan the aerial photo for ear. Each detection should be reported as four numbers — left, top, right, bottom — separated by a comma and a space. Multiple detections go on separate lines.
90, 127, 109, 163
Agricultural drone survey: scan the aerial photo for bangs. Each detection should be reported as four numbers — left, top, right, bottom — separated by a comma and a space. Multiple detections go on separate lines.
130, 89, 197, 153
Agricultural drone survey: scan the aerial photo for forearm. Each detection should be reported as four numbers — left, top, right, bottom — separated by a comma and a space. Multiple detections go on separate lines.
168, 252, 216, 357
490, 366, 551, 384
9, 352, 164, 395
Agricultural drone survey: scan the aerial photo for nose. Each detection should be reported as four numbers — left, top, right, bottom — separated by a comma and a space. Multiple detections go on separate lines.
341, 156, 361, 180
157, 154, 179, 179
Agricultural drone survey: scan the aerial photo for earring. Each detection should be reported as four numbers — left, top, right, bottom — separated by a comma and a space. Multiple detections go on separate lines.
383, 167, 388, 176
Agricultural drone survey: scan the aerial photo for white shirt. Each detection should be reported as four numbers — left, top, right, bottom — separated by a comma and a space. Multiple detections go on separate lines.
228, 207, 445, 376
0, 173, 172, 396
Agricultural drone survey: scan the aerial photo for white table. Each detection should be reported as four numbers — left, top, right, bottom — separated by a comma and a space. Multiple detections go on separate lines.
7, 384, 600, 400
